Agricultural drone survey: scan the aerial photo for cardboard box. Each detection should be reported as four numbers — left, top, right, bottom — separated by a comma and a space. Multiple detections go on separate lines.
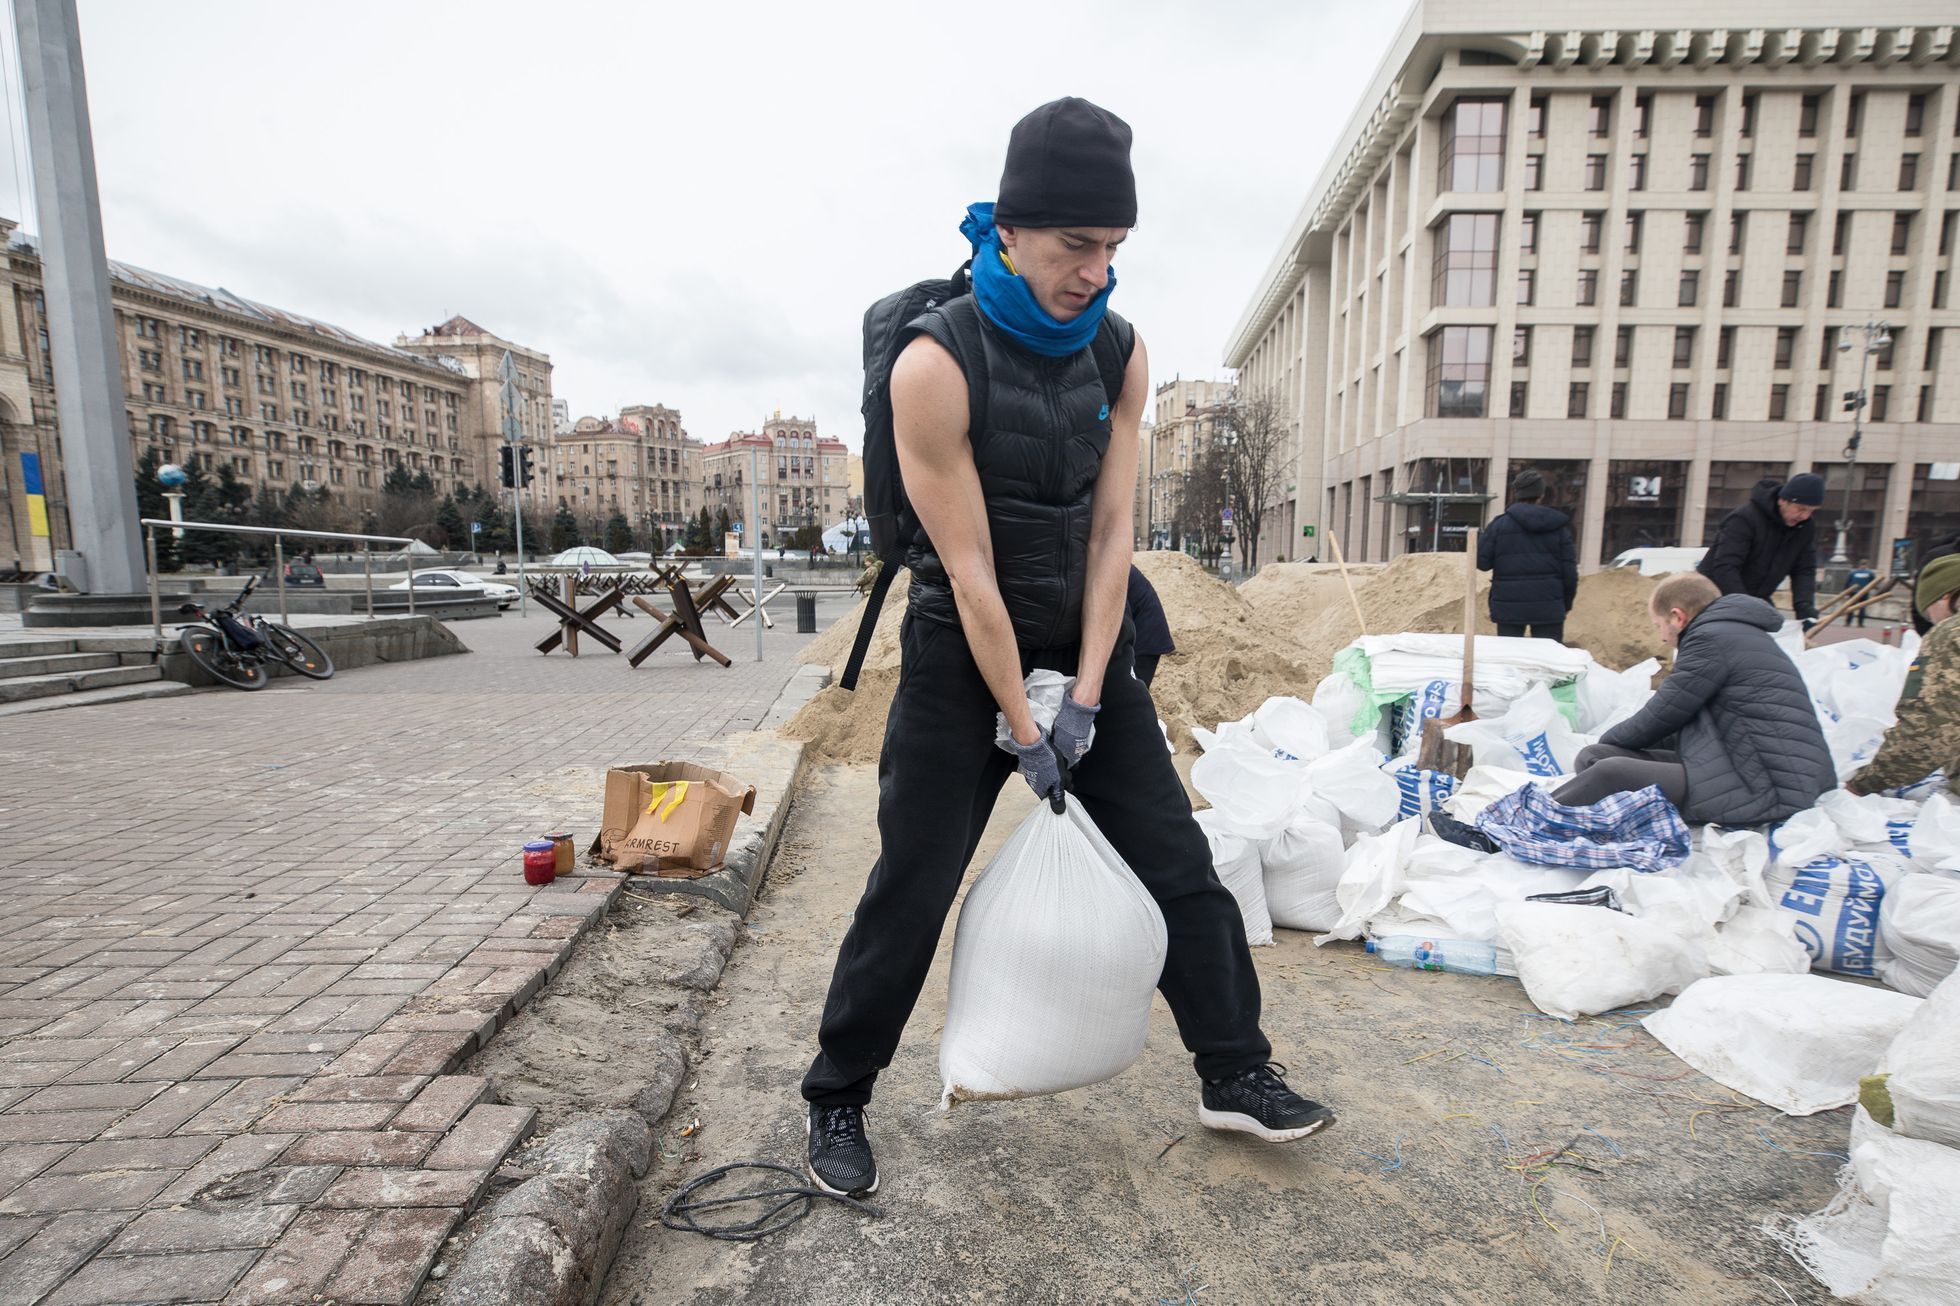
590, 762, 757, 878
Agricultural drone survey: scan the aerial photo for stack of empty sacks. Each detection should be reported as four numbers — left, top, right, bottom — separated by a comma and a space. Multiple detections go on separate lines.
1187, 628, 1959, 1022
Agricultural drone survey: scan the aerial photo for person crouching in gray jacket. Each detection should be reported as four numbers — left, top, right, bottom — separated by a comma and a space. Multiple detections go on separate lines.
1553, 572, 1836, 825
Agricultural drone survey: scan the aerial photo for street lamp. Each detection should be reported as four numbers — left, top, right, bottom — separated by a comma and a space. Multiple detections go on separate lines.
1831, 318, 1892, 565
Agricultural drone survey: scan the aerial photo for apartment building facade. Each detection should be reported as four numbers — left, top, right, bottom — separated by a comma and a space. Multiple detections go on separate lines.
1146, 377, 1238, 549
700, 412, 851, 547
1227, 3, 1960, 571
393, 315, 554, 500
545, 404, 702, 544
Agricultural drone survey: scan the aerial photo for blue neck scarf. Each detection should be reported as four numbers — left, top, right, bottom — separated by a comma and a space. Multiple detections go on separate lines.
960, 202, 1116, 357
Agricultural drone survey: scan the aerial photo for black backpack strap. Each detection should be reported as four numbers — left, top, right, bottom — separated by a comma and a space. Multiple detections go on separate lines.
839, 557, 898, 692
1090, 311, 1135, 411
910, 298, 992, 448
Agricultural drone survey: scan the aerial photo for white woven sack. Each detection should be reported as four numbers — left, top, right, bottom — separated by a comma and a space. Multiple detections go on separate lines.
1642, 973, 1922, 1115
938, 798, 1167, 1110
1260, 815, 1345, 932
1498, 902, 1706, 1021
1878, 873, 1960, 998
1886, 971, 1960, 1149
1195, 809, 1273, 946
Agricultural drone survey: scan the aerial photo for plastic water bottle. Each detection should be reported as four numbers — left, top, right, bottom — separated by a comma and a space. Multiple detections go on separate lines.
1365, 935, 1499, 975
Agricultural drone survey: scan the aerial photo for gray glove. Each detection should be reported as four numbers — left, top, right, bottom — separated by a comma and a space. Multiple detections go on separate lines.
1011, 732, 1063, 805
1052, 695, 1100, 766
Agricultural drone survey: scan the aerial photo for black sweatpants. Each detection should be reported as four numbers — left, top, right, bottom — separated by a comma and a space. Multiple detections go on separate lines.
1496, 621, 1566, 643
801, 614, 1271, 1107
1553, 743, 1690, 809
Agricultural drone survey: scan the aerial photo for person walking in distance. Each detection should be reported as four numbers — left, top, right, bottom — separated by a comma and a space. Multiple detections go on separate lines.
1477, 468, 1577, 642
1844, 558, 1878, 627
1697, 473, 1825, 628
800, 98, 1334, 1200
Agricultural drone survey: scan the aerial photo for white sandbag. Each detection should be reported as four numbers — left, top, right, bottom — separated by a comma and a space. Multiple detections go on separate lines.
1769, 808, 1846, 870
1909, 792, 1960, 871
1767, 1106, 1960, 1305
1194, 808, 1273, 946
1382, 760, 1456, 821
1696, 824, 1774, 910
992, 669, 1096, 753
1309, 673, 1369, 748
1442, 764, 1537, 822
1572, 658, 1659, 734
1497, 902, 1706, 1021
939, 797, 1167, 1109
1260, 814, 1346, 932
1817, 788, 1922, 848
1791, 634, 1921, 781
1705, 905, 1814, 977
1252, 696, 1329, 762
1301, 738, 1401, 838
1316, 817, 1421, 944
1190, 734, 1301, 840
1768, 854, 1904, 977
1442, 682, 1583, 777
1642, 973, 1922, 1115
1399, 858, 1589, 943
1878, 874, 1960, 998
1887, 972, 1960, 1148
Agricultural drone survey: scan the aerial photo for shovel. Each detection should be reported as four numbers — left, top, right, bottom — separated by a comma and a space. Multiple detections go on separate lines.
1415, 527, 1478, 778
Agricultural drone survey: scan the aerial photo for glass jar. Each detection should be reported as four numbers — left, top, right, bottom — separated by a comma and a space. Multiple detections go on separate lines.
523, 839, 557, 886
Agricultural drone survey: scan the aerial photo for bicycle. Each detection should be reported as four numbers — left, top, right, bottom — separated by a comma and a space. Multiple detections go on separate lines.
176, 576, 335, 691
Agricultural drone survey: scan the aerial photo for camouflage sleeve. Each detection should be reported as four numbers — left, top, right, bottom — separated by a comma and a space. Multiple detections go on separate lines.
1849, 622, 1960, 795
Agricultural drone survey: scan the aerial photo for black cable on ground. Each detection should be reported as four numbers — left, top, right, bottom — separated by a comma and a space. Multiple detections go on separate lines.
660, 1161, 884, 1241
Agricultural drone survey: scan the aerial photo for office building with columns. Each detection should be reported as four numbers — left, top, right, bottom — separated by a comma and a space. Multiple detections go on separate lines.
1226, 3, 1960, 571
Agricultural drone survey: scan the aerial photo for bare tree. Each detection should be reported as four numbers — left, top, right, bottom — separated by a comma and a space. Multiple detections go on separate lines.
1172, 446, 1229, 562
1217, 387, 1293, 570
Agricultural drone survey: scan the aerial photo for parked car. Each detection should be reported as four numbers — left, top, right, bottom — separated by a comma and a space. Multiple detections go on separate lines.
265, 561, 326, 588
388, 568, 520, 610
1608, 547, 1708, 578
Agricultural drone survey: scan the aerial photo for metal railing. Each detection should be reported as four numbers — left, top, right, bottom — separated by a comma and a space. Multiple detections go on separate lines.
140, 519, 420, 639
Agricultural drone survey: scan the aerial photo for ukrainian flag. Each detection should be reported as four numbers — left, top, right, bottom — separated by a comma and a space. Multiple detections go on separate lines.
20, 452, 48, 537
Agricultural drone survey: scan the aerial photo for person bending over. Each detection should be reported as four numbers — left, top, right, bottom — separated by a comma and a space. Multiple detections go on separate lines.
1848, 554, 1960, 798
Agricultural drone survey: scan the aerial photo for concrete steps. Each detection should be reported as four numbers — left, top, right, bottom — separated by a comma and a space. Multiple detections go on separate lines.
0, 658, 172, 705
0, 678, 193, 718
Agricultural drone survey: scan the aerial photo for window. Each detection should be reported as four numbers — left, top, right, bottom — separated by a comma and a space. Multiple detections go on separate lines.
1669, 383, 1690, 419
1509, 381, 1528, 418
1919, 387, 1935, 422
1939, 270, 1951, 309
1674, 326, 1697, 368
1577, 270, 1598, 305
1512, 326, 1531, 365
1611, 382, 1628, 418
1619, 269, 1639, 306
1772, 327, 1796, 370
1950, 153, 1959, 191
1734, 152, 1752, 190
1689, 154, 1710, 190
1834, 210, 1852, 255
1782, 270, 1803, 307
1527, 95, 1546, 138
138, 349, 160, 371
1739, 94, 1758, 138
1519, 212, 1538, 253
1679, 270, 1700, 307
1829, 270, 1843, 307
1685, 212, 1706, 253
1438, 98, 1505, 192
1799, 94, 1819, 137
1769, 384, 1790, 420
1581, 211, 1603, 252
1841, 153, 1857, 190
1625, 212, 1643, 253
1943, 213, 1958, 257
1589, 95, 1611, 138
1886, 270, 1905, 309
1876, 333, 1896, 370
1425, 325, 1493, 417
1899, 154, 1919, 191
1730, 212, 1747, 254
1872, 385, 1890, 422
1567, 382, 1590, 419
1787, 211, 1809, 254
221, 365, 240, 387
1572, 325, 1595, 367
1584, 155, 1607, 190
1718, 327, 1735, 369
1892, 212, 1913, 255
1616, 325, 1634, 368
1929, 328, 1945, 372
1814, 384, 1831, 421
1712, 382, 1729, 419
1633, 94, 1651, 138
1432, 213, 1501, 306
1846, 92, 1865, 138
1522, 155, 1541, 191
1906, 93, 1926, 137
1695, 95, 1715, 137
1794, 153, 1815, 190
1516, 269, 1535, 305
1628, 154, 1647, 191
1723, 269, 1738, 307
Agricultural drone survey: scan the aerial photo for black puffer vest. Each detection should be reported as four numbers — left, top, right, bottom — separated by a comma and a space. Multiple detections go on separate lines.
902, 297, 1133, 649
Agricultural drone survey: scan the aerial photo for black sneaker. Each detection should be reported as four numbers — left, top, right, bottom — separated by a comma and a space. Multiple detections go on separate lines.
1428, 811, 1500, 854
1199, 1063, 1336, 1143
805, 1104, 878, 1197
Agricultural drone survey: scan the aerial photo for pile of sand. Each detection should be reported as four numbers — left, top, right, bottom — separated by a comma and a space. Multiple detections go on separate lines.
1238, 564, 1371, 647
1567, 567, 1667, 671
783, 587, 910, 764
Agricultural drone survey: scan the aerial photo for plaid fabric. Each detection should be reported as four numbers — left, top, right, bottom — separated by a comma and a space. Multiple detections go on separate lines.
1475, 782, 1691, 873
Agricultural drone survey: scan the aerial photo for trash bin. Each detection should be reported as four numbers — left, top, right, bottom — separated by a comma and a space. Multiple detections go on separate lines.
765, 564, 774, 579
796, 593, 817, 633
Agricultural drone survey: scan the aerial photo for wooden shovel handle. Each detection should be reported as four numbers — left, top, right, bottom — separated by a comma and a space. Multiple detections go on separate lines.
1326, 529, 1369, 639
1461, 527, 1478, 712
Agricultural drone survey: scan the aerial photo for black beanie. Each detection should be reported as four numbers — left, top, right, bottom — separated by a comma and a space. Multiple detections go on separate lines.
1511, 468, 1546, 499
1781, 472, 1826, 505
994, 97, 1137, 230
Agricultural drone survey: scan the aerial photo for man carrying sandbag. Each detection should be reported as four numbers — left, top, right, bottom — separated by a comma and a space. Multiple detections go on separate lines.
800, 98, 1333, 1199
1551, 573, 1835, 823
1848, 554, 1960, 797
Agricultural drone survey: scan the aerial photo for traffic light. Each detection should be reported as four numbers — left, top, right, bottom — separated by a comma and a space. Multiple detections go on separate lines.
519, 447, 535, 487
498, 445, 516, 489
1842, 390, 1866, 412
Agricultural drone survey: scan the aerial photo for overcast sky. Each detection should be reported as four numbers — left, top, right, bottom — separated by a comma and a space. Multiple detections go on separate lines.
5, 0, 1410, 450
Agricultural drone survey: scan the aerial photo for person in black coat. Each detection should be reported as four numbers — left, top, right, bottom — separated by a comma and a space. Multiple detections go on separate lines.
1477, 468, 1578, 642
1697, 474, 1822, 625
1126, 564, 1174, 687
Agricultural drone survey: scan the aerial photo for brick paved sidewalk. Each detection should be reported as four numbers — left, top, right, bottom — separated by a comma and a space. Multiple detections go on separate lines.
0, 607, 823, 1305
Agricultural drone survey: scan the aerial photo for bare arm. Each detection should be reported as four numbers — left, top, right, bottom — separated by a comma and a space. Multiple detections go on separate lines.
890, 334, 1039, 745
1071, 333, 1150, 707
